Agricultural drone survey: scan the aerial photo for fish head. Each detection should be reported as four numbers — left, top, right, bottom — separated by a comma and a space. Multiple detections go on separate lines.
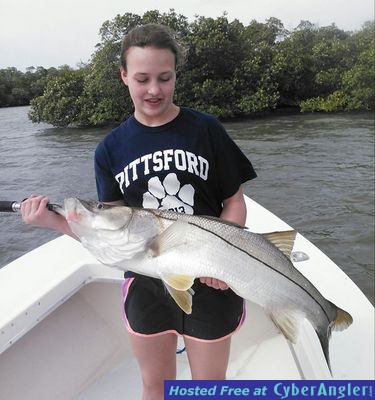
62, 198, 133, 235
60, 198, 162, 266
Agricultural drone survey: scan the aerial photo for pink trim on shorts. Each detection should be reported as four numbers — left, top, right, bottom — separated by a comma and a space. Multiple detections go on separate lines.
183, 301, 246, 343
121, 277, 181, 337
121, 278, 246, 341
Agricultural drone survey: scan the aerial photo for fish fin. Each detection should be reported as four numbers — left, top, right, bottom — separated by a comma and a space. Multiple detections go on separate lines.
163, 282, 193, 314
316, 330, 332, 373
331, 305, 353, 332
262, 230, 297, 259
315, 302, 352, 374
149, 220, 189, 257
161, 273, 195, 291
269, 309, 302, 343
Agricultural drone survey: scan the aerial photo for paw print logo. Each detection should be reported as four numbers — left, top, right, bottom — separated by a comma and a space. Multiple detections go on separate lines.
142, 173, 195, 214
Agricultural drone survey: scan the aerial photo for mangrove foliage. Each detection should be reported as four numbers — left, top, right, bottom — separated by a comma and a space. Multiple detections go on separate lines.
1, 10, 373, 126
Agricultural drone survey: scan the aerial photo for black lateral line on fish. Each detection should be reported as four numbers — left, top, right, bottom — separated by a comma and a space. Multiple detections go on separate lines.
187, 221, 331, 325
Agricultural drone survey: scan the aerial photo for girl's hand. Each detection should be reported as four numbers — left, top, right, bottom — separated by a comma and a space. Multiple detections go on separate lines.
20, 194, 74, 237
199, 277, 229, 290
21, 195, 55, 227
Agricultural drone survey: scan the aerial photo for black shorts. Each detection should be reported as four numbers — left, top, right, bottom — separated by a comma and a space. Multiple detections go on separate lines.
121, 274, 245, 341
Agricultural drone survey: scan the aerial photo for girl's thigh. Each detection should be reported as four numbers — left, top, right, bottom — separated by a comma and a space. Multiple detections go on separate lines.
129, 332, 178, 382
184, 336, 231, 379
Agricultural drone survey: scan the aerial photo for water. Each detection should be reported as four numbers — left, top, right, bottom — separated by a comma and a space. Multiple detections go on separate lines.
1, 106, 374, 304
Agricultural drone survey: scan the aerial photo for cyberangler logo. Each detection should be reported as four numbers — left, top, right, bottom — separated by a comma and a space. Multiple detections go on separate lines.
142, 173, 195, 214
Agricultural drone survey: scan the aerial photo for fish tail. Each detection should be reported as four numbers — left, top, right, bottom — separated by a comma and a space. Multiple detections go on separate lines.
317, 330, 332, 374
317, 303, 353, 374
331, 306, 353, 332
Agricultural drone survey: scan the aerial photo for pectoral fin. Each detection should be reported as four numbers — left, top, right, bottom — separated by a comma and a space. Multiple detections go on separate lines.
164, 282, 193, 314
149, 220, 189, 257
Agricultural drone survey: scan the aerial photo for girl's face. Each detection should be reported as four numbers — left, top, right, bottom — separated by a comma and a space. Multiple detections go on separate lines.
121, 46, 178, 126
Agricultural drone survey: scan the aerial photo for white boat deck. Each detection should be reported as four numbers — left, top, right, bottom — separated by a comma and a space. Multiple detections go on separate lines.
0, 277, 306, 400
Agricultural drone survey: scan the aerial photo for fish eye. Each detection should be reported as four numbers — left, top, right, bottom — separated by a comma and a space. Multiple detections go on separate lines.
96, 203, 104, 210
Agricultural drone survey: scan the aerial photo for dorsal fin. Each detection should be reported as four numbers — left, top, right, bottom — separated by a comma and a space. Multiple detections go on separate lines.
262, 230, 297, 258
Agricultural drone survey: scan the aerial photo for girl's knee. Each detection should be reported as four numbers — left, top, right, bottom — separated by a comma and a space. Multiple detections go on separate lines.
139, 364, 175, 399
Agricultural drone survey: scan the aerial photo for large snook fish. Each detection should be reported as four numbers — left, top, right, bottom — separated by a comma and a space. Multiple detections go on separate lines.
57, 198, 352, 369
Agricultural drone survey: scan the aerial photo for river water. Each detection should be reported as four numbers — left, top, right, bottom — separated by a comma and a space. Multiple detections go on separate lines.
0, 106, 374, 304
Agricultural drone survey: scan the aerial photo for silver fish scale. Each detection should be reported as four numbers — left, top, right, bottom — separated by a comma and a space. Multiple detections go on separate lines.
152, 210, 306, 286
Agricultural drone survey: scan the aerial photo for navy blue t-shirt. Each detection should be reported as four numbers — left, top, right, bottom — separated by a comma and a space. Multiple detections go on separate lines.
95, 107, 256, 217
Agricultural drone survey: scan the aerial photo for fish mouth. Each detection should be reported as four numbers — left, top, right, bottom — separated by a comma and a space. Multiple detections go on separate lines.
49, 203, 66, 218
62, 198, 89, 223
51, 203, 82, 225
65, 211, 81, 223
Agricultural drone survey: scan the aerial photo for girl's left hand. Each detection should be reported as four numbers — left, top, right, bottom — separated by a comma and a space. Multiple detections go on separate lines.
199, 277, 229, 290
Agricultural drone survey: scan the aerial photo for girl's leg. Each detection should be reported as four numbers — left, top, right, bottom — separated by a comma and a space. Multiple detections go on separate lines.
129, 332, 178, 400
184, 336, 231, 379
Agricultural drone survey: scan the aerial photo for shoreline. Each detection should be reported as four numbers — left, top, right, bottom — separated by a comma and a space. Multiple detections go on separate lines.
1, 104, 373, 129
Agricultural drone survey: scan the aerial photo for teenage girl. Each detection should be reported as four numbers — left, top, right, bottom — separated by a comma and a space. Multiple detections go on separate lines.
21, 24, 256, 400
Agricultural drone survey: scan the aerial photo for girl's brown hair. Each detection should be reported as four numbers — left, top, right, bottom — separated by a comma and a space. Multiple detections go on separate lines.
120, 24, 185, 70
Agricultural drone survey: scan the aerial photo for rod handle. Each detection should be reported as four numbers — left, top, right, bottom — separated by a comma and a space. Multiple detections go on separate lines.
0, 201, 20, 212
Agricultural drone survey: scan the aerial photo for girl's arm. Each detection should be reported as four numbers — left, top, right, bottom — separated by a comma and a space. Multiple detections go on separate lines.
220, 186, 247, 226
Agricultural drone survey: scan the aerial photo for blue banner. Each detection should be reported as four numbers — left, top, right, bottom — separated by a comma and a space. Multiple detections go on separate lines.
164, 380, 374, 400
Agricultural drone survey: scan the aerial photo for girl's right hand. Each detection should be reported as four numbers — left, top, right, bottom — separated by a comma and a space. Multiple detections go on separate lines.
20, 195, 63, 230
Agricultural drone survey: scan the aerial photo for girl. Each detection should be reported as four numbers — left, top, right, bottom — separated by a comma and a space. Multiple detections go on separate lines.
21, 24, 257, 400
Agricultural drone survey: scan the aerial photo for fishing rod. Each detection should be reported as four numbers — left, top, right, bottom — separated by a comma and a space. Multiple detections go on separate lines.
0, 201, 60, 213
